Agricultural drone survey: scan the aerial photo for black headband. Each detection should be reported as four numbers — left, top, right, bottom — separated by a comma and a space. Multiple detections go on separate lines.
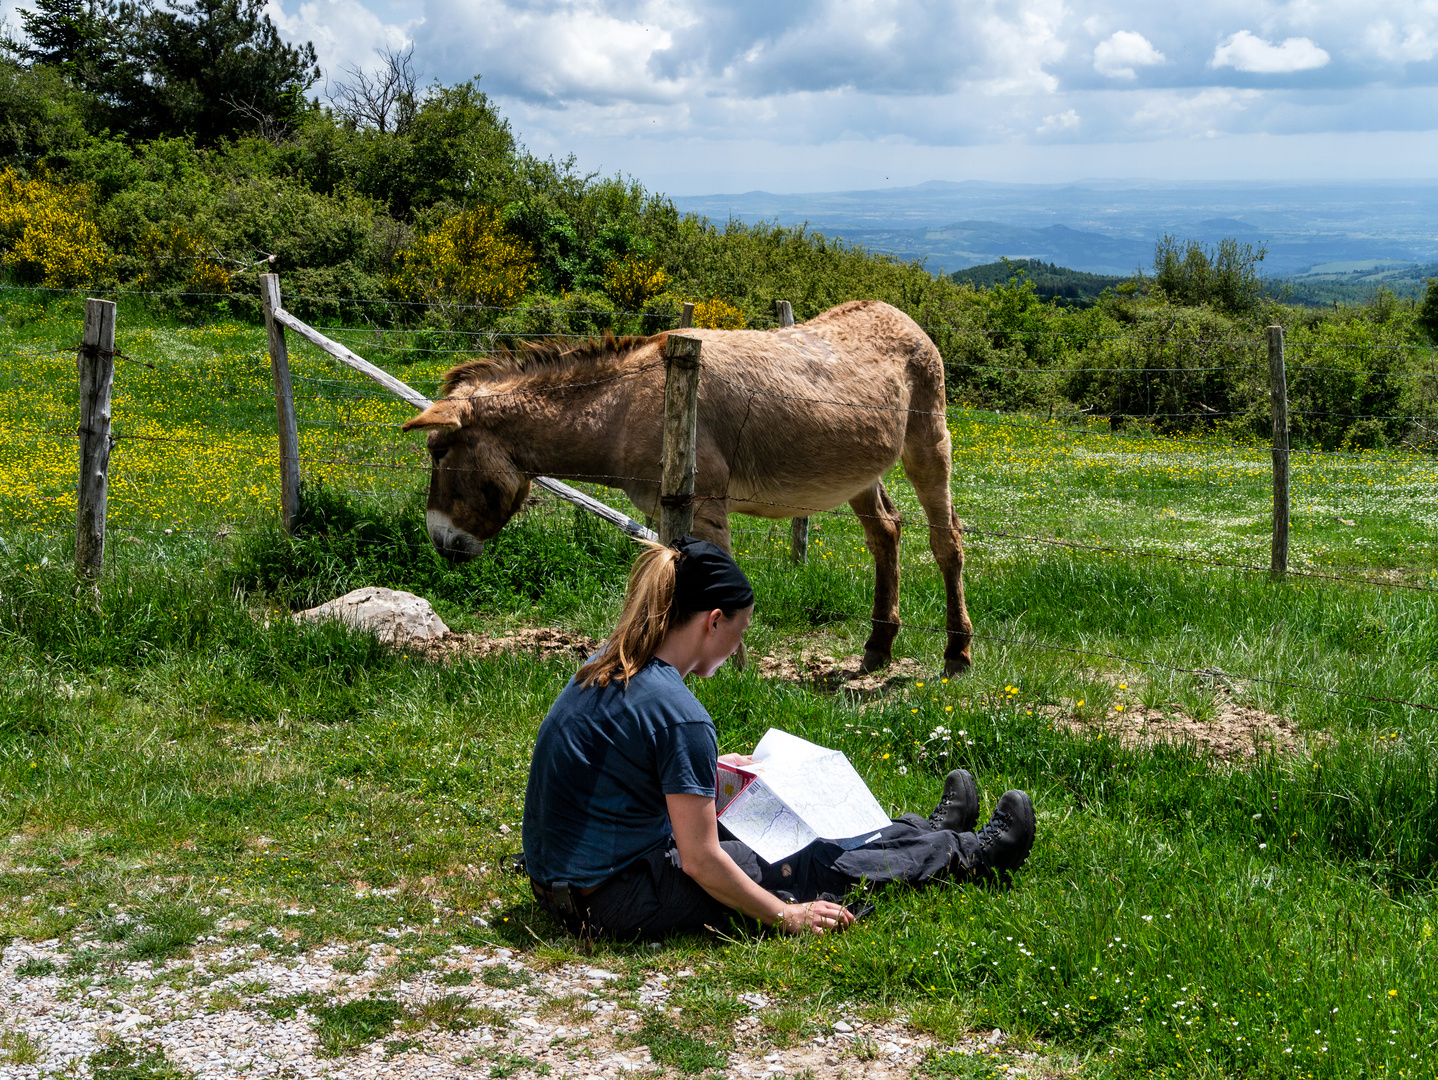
671, 536, 754, 613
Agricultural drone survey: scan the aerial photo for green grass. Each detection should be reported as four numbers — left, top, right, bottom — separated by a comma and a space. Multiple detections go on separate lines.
311, 996, 403, 1055
630, 1011, 730, 1074
86, 1041, 190, 1079
14, 955, 57, 977
2, 287, 1437, 1077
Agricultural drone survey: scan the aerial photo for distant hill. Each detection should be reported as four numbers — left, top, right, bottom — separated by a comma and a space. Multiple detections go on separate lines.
810, 221, 1150, 276
950, 259, 1129, 307
670, 179, 1438, 277
1279, 260, 1438, 307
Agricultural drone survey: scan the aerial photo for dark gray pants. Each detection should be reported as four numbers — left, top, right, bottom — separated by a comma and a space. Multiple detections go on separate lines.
536, 815, 976, 940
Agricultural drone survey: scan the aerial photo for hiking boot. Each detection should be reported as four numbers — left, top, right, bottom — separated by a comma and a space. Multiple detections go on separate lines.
960, 789, 1035, 882
928, 769, 979, 833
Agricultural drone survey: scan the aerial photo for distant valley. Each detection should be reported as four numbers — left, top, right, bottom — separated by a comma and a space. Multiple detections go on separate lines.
671, 180, 1438, 302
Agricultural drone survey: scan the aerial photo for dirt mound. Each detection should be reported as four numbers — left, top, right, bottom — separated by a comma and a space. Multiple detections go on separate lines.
753, 651, 927, 699
410, 627, 601, 664
1054, 700, 1308, 762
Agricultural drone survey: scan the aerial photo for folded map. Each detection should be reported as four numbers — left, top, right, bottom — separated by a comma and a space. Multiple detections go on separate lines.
715, 728, 891, 863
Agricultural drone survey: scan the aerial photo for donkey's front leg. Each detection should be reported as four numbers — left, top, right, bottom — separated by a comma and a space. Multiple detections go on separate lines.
690, 497, 748, 671
850, 481, 902, 673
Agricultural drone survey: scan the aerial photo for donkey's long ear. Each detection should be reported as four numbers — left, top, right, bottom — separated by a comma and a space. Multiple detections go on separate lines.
402, 399, 465, 432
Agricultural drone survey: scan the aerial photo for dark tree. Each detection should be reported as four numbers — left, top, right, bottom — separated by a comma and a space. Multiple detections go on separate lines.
115, 0, 319, 143
15, 0, 109, 68
10, 0, 125, 100
1418, 279, 1438, 341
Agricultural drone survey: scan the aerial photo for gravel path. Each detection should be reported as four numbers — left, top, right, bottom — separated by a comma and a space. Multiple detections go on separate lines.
0, 935, 1031, 1079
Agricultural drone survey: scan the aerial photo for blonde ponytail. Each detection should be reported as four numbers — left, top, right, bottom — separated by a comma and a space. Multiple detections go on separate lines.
577, 542, 681, 688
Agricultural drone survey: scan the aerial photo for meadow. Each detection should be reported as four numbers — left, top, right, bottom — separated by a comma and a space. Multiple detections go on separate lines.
1, 286, 1436, 1079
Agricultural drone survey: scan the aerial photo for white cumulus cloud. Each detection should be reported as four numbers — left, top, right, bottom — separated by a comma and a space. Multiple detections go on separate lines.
1093, 30, 1165, 79
1211, 30, 1330, 74
1037, 107, 1079, 133
265, 0, 413, 81
1363, 18, 1438, 62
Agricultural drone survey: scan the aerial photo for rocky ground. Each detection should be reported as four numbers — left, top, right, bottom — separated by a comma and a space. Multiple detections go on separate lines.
0, 935, 1034, 1080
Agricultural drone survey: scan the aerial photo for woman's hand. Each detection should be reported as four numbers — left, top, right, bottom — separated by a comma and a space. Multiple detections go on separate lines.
775, 900, 854, 935
718, 753, 756, 767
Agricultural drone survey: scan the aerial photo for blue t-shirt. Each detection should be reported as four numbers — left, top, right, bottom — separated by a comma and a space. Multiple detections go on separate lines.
522, 658, 718, 889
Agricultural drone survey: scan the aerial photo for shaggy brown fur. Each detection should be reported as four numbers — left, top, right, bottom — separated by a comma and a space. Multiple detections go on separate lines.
404, 300, 973, 673
439, 333, 654, 394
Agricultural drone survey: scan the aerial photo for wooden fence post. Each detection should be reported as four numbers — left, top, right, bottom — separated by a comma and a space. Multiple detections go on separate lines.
261, 273, 300, 535
776, 300, 809, 564
1269, 324, 1289, 577
651, 300, 693, 535
75, 298, 116, 579
660, 334, 702, 545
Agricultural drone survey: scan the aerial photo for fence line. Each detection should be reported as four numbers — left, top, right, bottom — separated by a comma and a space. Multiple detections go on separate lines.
8, 280, 1438, 353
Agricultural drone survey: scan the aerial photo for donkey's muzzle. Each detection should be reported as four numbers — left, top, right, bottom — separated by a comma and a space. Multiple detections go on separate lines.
426, 510, 485, 562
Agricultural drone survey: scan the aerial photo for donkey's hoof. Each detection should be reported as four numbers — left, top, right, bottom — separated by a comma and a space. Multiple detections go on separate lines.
943, 654, 972, 677
859, 649, 891, 674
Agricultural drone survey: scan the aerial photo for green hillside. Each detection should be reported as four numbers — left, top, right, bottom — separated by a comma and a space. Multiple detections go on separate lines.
950, 259, 1130, 307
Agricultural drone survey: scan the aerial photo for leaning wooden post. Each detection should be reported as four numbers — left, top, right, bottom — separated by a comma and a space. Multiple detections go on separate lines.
775, 300, 809, 564
679, 302, 694, 329
261, 273, 300, 535
660, 334, 702, 545
75, 298, 116, 579
1269, 324, 1290, 577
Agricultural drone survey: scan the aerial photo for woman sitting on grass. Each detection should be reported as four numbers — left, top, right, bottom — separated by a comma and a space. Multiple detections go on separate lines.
522, 537, 1035, 939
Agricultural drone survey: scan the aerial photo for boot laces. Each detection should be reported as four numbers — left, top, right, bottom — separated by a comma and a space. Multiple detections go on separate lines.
975, 806, 1012, 849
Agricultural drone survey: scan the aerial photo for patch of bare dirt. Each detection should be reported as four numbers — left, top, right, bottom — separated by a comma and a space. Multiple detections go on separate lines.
410, 627, 601, 664
753, 651, 926, 699
1052, 700, 1310, 762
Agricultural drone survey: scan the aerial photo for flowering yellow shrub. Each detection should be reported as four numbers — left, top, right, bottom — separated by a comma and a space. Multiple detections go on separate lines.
689, 296, 746, 329
136, 225, 231, 293
392, 207, 534, 309
0, 168, 109, 287
603, 255, 669, 310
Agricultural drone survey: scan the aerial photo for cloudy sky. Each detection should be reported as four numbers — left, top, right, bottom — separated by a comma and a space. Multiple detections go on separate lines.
14, 0, 1438, 192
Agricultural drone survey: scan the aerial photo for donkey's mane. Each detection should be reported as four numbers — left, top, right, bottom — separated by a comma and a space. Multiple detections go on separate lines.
440, 332, 661, 397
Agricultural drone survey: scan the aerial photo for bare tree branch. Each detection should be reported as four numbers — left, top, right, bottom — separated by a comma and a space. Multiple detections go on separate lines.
223, 93, 291, 143
327, 44, 418, 135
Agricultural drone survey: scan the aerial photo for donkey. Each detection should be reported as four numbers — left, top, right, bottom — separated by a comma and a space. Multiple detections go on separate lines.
402, 300, 974, 674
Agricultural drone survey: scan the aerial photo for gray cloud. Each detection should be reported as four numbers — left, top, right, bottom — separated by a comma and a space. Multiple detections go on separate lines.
256, 0, 1438, 184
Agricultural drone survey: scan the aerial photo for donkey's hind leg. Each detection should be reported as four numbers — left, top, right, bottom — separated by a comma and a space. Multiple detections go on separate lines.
901, 424, 973, 674
850, 481, 902, 673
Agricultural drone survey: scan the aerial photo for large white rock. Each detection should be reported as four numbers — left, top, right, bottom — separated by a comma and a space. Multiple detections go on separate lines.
296, 587, 449, 643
